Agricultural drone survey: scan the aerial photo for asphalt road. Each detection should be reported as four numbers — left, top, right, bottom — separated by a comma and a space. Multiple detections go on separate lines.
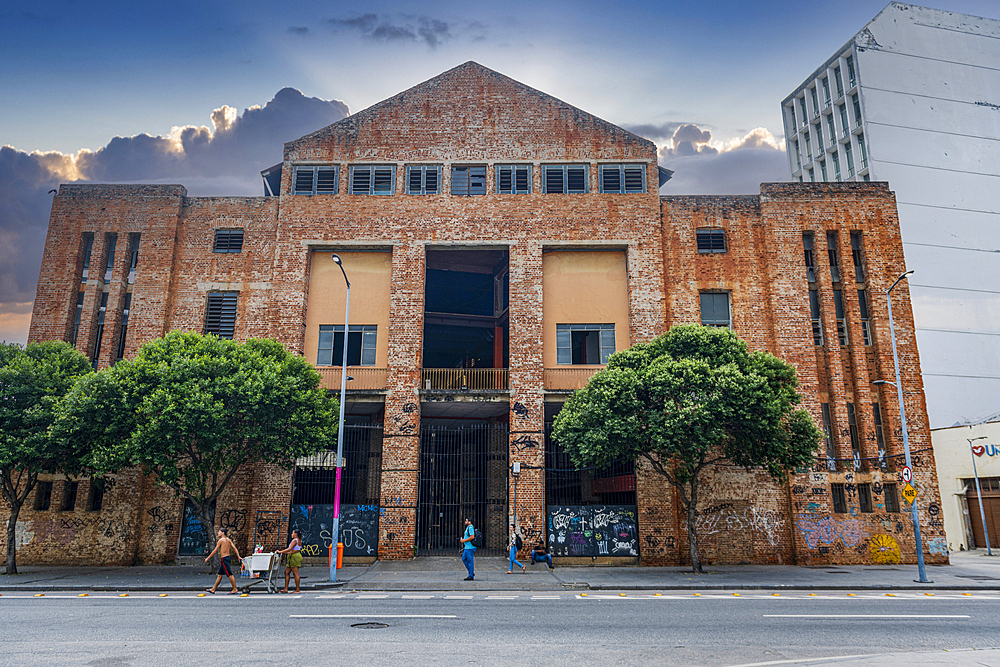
2, 590, 998, 666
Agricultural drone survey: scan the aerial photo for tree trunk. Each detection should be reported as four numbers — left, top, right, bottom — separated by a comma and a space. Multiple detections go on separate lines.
686, 499, 703, 574
197, 498, 218, 574
5, 499, 24, 575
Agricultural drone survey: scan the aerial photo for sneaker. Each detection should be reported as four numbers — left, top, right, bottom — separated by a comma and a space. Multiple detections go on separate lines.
463, 576, 474, 581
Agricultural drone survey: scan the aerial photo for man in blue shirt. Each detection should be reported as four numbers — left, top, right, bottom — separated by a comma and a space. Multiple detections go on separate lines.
460, 517, 476, 581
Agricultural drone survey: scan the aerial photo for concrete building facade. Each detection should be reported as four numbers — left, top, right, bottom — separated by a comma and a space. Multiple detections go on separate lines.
781, 2, 1000, 429
9, 62, 947, 568
932, 420, 1000, 552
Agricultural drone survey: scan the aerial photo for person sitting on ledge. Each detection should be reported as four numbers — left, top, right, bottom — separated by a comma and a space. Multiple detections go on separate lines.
531, 542, 553, 569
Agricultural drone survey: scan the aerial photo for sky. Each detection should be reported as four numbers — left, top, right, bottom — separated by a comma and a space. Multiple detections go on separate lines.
2, 0, 998, 418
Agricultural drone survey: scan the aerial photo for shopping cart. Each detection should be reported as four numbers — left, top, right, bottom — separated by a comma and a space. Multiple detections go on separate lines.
239, 552, 282, 594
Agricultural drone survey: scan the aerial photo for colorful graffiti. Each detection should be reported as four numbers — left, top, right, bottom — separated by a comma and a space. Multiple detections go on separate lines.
869, 534, 901, 564
928, 537, 949, 556
795, 516, 867, 548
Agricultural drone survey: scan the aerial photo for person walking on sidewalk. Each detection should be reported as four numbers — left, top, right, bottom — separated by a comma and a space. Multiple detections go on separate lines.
276, 529, 303, 593
459, 517, 477, 581
205, 528, 242, 595
506, 525, 525, 574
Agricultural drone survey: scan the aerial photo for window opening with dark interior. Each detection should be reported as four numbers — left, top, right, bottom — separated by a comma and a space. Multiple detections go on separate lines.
696, 228, 726, 253
86, 481, 104, 512
872, 402, 886, 463
92, 292, 108, 369
423, 248, 509, 372
833, 290, 847, 346
543, 165, 588, 194
496, 165, 530, 194
80, 233, 94, 281
71, 292, 84, 346
883, 482, 900, 512
556, 324, 615, 365
213, 229, 244, 253
858, 483, 873, 513
317, 325, 377, 366
34, 481, 52, 511
827, 231, 840, 282
451, 165, 486, 196
850, 231, 864, 282
116, 293, 132, 362
407, 165, 441, 195
847, 402, 861, 461
103, 234, 117, 283
599, 164, 645, 193
700, 292, 731, 328
858, 289, 872, 345
809, 290, 823, 346
821, 403, 836, 470
803, 233, 816, 282
61, 481, 78, 511
127, 234, 140, 283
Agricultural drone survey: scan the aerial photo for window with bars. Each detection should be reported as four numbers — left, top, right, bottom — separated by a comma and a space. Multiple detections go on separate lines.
858, 289, 872, 345
883, 482, 900, 513
406, 165, 441, 195
827, 231, 841, 282
317, 325, 377, 366
496, 165, 531, 194
556, 323, 615, 365
696, 229, 726, 253
92, 292, 108, 369
116, 293, 132, 361
809, 290, 823, 346
858, 483, 873, 513
821, 403, 836, 470
850, 231, 865, 282
349, 165, 395, 195
292, 165, 339, 195
451, 165, 486, 196
847, 402, 861, 459
213, 229, 244, 253
203, 291, 238, 340
833, 290, 848, 346
803, 233, 816, 282
543, 165, 588, 194
599, 164, 645, 193
831, 483, 847, 513
700, 292, 731, 328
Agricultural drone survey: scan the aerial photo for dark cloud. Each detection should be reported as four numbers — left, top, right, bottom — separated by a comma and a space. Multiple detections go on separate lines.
327, 13, 452, 48
288, 26, 309, 35
621, 122, 686, 143
0, 89, 350, 342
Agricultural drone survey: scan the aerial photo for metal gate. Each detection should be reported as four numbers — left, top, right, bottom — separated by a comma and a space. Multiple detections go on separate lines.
417, 422, 508, 555
293, 424, 384, 505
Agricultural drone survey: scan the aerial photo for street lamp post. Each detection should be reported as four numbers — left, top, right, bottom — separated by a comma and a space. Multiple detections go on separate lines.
877, 269, 931, 583
968, 435, 992, 556
330, 254, 350, 583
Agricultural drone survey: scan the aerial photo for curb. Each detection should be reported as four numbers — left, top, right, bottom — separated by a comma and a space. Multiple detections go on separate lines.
2, 583, 999, 592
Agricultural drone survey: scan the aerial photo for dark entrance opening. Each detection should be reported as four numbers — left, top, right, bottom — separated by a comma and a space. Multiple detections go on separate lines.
417, 413, 508, 556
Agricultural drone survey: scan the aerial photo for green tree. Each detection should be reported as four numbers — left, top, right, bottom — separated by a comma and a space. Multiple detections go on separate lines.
552, 325, 821, 573
1, 341, 93, 574
55, 332, 338, 565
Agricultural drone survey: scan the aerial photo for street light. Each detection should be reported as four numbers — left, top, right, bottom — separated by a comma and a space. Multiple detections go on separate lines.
873, 268, 930, 583
967, 435, 992, 556
330, 254, 350, 583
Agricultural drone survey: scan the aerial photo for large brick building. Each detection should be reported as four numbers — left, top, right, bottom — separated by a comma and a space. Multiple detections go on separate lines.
11, 62, 947, 567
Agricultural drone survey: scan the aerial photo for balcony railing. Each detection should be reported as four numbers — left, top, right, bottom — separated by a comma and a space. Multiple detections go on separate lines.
316, 366, 387, 391
544, 367, 602, 391
422, 368, 508, 391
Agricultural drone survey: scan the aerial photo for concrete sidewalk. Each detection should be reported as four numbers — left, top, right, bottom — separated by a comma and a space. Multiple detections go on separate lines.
1, 550, 999, 593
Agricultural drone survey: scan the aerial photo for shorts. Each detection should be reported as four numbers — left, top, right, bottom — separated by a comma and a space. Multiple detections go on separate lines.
219, 556, 233, 577
287, 552, 303, 568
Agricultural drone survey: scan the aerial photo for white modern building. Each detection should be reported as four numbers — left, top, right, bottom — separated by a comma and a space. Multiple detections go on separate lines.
932, 421, 1000, 552
782, 2, 1000, 429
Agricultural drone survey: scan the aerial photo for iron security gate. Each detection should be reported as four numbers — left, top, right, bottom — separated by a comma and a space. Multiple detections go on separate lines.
293, 424, 383, 506
417, 422, 508, 555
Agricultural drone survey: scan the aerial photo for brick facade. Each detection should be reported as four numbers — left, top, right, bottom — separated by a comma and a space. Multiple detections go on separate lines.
8, 62, 946, 568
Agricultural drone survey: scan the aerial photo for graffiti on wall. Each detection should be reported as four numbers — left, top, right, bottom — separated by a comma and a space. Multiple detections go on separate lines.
795, 516, 867, 548
683, 505, 786, 548
869, 534, 901, 564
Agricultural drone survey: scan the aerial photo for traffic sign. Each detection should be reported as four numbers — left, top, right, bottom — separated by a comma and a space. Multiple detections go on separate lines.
902, 483, 917, 504
901, 466, 912, 483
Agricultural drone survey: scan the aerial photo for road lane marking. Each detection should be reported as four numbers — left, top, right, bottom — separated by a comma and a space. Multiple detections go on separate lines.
291, 614, 456, 618
531, 596, 560, 599
401, 595, 434, 599
486, 596, 517, 599
723, 655, 877, 667
444, 595, 473, 599
763, 614, 970, 619
357, 594, 389, 599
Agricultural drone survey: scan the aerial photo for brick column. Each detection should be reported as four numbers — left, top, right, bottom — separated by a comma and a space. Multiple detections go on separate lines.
508, 241, 545, 551
378, 242, 424, 559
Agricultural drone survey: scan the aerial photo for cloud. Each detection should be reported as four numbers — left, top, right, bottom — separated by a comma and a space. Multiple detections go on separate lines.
327, 13, 452, 48
0, 88, 350, 345
657, 124, 789, 194
288, 26, 309, 35
620, 122, 686, 143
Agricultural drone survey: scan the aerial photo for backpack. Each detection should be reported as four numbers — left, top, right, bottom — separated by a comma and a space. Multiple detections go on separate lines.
472, 528, 483, 548
515, 534, 523, 550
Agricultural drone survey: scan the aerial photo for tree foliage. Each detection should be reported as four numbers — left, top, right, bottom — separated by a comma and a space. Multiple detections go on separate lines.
1, 341, 92, 574
551, 325, 821, 572
55, 332, 338, 562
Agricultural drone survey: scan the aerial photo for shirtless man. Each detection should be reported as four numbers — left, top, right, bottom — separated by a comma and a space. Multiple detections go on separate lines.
205, 528, 242, 595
